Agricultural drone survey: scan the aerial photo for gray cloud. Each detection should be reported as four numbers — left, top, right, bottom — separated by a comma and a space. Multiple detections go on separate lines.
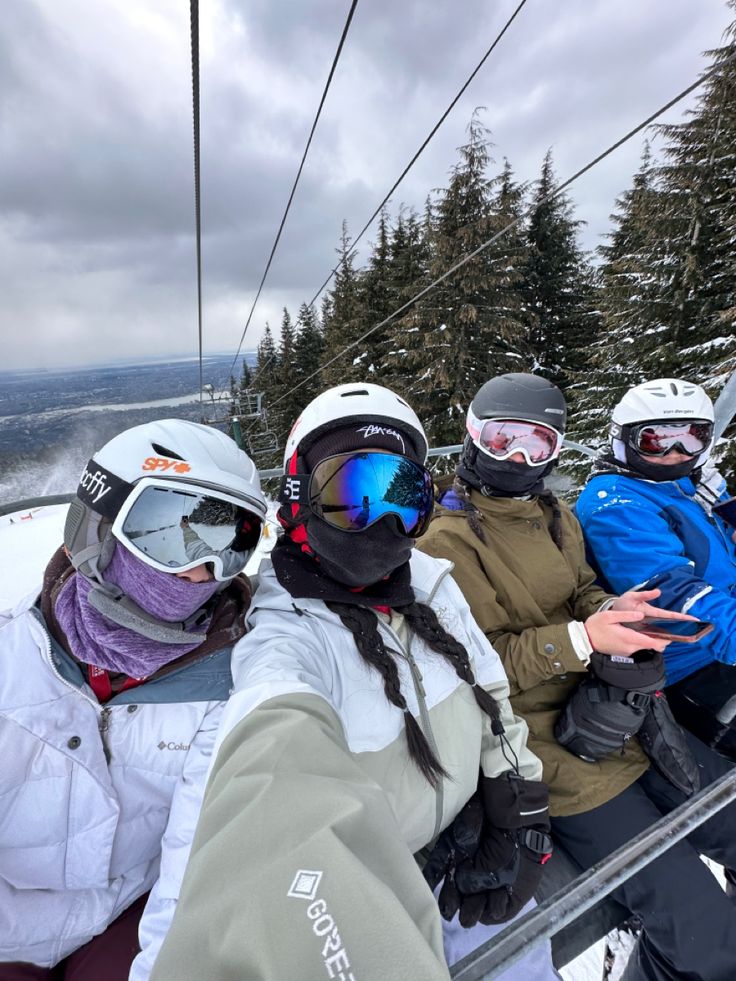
1, 0, 733, 369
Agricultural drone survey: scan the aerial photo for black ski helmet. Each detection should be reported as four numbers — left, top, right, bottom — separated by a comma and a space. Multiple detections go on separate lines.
460, 373, 567, 497
468, 373, 567, 434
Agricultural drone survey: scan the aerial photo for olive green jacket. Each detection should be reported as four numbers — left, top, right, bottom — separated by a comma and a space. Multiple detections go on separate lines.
418, 485, 649, 816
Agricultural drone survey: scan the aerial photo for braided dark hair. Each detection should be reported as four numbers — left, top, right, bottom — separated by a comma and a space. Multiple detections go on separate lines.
327, 598, 504, 787
537, 489, 564, 552
452, 475, 486, 543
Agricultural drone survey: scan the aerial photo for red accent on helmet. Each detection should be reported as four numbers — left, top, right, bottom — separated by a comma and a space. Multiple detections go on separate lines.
280, 447, 311, 552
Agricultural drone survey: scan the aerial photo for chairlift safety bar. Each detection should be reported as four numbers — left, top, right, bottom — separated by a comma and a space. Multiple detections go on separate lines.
450, 767, 736, 980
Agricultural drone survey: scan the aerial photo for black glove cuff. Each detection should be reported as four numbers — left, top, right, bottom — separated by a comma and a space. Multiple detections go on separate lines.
482, 773, 550, 831
589, 649, 665, 692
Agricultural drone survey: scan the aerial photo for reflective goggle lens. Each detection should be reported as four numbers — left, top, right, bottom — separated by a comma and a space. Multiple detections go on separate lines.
309, 452, 434, 536
115, 483, 262, 579
632, 422, 712, 457
478, 419, 561, 465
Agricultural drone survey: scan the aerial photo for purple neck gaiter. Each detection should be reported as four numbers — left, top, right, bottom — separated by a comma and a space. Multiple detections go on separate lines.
55, 544, 221, 679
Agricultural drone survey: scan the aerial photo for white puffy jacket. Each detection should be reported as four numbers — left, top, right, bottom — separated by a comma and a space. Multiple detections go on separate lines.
0, 589, 229, 972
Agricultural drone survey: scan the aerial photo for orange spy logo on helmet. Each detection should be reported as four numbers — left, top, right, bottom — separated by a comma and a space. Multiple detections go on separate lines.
141, 457, 192, 474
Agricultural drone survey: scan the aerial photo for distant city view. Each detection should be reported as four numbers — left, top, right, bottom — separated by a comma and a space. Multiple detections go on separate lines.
0, 355, 254, 504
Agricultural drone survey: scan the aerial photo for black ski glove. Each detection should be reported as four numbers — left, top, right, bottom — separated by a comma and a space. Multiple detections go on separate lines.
423, 774, 552, 927
422, 794, 484, 922
454, 773, 552, 926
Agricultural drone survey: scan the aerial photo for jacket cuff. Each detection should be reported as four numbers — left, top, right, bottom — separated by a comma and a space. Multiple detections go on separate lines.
567, 621, 593, 665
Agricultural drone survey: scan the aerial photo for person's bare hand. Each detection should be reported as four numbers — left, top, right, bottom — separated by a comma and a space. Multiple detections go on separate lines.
609, 587, 698, 622
584, 609, 671, 656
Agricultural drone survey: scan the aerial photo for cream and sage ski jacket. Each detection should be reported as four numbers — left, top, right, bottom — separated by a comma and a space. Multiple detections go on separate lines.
150, 550, 543, 981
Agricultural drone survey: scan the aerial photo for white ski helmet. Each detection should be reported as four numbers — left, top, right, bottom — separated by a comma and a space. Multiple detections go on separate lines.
612, 379, 714, 429
283, 382, 429, 469
65, 419, 266, 586
611, 378, 715, 473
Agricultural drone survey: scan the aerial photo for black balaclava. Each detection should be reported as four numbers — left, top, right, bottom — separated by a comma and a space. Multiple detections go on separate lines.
623, 441, 700, 483
457, 436, 556, 498
307, 514, 413, 588
592, 427, 703, 484
299, 422, 425, 588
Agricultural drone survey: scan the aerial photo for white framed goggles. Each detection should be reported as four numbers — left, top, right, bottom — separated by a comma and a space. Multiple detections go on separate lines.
111, 477, 263, 581
468, 414, 563, 467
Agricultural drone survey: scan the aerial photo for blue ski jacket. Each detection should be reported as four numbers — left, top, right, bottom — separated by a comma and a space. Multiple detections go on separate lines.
576, 472, 736, 684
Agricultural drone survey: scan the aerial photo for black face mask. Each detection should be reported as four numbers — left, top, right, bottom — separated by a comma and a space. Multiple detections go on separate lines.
624, 445, 699, 483
458, 441, 554, 497
306, 514, 413, 587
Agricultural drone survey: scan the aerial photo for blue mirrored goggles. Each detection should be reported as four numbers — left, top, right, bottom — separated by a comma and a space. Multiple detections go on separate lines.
280, 452, 434, 537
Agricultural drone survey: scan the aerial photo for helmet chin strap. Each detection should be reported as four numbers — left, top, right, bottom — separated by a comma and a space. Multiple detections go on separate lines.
87, 585, 208, 645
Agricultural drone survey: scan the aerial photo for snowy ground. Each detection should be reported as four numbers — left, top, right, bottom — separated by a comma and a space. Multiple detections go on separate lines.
560, 937, 608, 981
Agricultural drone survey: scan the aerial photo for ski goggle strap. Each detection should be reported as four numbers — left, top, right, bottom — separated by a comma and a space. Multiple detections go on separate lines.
629, 421, 713, 457
471, 418, 563, 467
279, 452, 434, 537
111, 478, 263, 581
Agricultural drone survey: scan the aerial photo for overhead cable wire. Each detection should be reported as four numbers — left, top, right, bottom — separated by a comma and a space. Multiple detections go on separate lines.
306, 0, 529, 310
224, 0, 359, 386
262, 50, 736, 419
190, 0, 204, 404
242, 0, 527, 436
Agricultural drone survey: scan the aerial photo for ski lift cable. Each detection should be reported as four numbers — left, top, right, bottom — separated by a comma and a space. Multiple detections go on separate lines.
240, 0, 528, 429
305, 0, 530, 312
261, 49, 736, 421
233, 0, 525, 406
223, 0, 359, 389
190, 0, 204, 405
246, 351, 276, 399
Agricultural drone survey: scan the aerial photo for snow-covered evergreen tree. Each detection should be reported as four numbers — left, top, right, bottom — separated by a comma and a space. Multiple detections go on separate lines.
350, 210, 394, 378
566, 144, 671, 465
321, 223, 363, 388
524, 150, 598, 385
384, 115, 528, 448
268, 308, 300, 443
654, 14, 736, 475
293, 302, 325, 409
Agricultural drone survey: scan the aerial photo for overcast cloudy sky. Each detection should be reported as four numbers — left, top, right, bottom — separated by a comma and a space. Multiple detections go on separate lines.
1, 0, 733, 372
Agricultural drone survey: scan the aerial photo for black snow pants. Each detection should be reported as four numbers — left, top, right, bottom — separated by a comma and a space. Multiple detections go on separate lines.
551, 731, 736, 981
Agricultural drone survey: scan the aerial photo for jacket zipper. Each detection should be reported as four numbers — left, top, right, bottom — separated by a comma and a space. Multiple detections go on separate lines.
99, 707, 112, 762
379, 619, 446, 842
36, 620, 114, 759
301, 560, 456, 839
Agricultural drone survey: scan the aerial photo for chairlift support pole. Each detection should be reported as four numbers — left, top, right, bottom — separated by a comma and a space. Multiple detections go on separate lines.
231, 416, 244, 450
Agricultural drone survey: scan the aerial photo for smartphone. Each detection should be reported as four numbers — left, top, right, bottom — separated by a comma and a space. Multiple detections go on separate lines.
712, 497, 736, 530
624, 617, 714, 643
